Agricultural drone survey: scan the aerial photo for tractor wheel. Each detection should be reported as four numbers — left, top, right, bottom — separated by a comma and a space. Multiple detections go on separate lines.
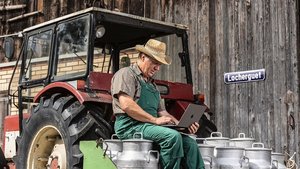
0, 147, 8, 168
16, 93, 112, 169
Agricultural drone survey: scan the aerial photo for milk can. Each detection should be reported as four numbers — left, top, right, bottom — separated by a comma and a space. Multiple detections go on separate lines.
198, 143, 217, 169
103, 134, 123, 163
116, 133, 159, 169
230, 133, 255, 148
216, 147, 249, 169
204, 132, 229, 156
245, 143, 273, 169
271, 152, 286, 169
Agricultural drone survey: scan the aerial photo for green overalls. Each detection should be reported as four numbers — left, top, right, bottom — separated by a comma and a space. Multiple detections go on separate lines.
114, 78, 205, 169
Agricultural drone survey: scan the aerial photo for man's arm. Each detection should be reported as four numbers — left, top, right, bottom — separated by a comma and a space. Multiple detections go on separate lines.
118, 93, 174, 125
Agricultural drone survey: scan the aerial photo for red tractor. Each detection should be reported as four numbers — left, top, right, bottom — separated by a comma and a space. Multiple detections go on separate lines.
1, 7, 216, 169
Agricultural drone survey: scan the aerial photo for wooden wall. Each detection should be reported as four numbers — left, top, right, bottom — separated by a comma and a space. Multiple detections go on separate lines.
0, 0, 299, 163
148, 0, 299, 162
208, 0, 299, 162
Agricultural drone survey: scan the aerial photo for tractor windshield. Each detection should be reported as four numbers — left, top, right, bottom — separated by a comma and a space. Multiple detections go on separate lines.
54, 15, 90, 79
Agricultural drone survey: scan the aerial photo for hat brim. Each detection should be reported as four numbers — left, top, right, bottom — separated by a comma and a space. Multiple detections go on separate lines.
135, 45, 172, 65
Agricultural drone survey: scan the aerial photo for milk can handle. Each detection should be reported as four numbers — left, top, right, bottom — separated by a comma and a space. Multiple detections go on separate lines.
147, 150, 159, 162
203, 156, 213, 168
243, 156, 249, 163
240, 156, 249, 167
251, 142, 264, 148
133, 132, 143, 139
115, 151, 121, 160
107, 149, 112, 158
111, 134, 119, 139
272, 159, 278, 169
196, 138, 207, 144
238, 133, 246, 138
210, 131, 222, 138
100, 138, 109, 157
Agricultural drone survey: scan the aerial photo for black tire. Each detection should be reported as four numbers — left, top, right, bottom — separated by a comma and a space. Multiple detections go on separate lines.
0, 147, 8, 168
16, 93, 112, 169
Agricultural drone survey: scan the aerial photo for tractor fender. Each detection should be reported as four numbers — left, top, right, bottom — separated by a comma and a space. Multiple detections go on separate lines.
34, 82, 112, 104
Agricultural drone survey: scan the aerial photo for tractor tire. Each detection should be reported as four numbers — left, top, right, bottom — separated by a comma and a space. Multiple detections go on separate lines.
16, 93, 112, 169
0, 147, 8, 168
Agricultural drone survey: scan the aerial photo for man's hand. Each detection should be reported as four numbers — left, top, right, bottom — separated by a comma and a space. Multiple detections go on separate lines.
157, 110, 179, 125
188, 122, 200, 134
155, 116, 175, 125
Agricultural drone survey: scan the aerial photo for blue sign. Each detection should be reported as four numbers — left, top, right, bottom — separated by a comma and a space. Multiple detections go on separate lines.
224, 69, 266, 84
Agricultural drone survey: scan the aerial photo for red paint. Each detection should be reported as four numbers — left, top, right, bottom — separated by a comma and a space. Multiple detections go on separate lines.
34, 82, 85, 103
167, 101, 190, 120
88, 72, 113, 92
7, 162, 16, 169
3, 114, 30, 131
33, 82, 113, 104
50, 158, 59, 169
2, 114, 30, 158
155, 80, 194, 101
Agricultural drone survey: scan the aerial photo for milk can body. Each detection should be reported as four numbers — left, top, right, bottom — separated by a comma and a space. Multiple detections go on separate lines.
271, 152, 286, 169
245, 143, 273, 169
198, 144, 217, 169
216, 147, 249, 169
116, 134, 159, 169
103, 135, 123, 163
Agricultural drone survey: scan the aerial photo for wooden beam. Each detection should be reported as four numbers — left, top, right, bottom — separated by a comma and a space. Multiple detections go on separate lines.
7, 11, 42, 23
0, 4, 26, 11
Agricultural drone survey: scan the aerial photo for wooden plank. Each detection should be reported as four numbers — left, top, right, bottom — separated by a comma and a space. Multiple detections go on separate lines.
213, 0, 222, 133
196, 0, 210, 108
285, 0, 299, 160
222, 0, 231, 137
191, 0, 199, 93
245, 0, 254, 139
271, 0, 285, 152
36, 0, 44, 23
262, 0, 275, 149
236, 0, 249, 138
208, 0, 216, 116
60, 0, 68, 16
292, 0, 299, 164
128, 0, 144, 16
228, 0, 236, 138
50, 0, 59, 19
279, 0, 288, 154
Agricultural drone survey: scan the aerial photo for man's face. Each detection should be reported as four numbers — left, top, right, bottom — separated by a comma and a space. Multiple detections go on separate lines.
139, 53, 162, 78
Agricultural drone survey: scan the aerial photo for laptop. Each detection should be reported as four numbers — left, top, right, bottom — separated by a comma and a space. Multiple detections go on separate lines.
162, 103, 206, 128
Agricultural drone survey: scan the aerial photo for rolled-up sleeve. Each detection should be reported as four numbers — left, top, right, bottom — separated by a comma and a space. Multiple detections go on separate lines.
111, 68, 136, 99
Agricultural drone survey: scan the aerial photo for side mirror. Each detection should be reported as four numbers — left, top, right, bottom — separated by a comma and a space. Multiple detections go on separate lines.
120, 56, 131, 68
4, 37, 14, 60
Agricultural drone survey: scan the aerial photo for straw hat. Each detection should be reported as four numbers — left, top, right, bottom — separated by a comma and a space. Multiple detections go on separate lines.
135, 39, 172, 65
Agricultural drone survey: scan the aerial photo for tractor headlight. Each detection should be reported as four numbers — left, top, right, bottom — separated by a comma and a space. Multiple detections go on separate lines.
96, 26, 105, 38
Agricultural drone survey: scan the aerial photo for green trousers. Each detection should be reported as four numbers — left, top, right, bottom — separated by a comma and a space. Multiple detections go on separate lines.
115, 115, 205, 169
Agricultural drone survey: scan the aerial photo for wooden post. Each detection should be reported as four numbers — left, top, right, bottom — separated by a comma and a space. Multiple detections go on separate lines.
36, 0, 44, 23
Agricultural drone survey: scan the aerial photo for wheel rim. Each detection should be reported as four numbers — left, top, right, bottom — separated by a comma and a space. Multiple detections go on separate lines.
27, 125, 67, 169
